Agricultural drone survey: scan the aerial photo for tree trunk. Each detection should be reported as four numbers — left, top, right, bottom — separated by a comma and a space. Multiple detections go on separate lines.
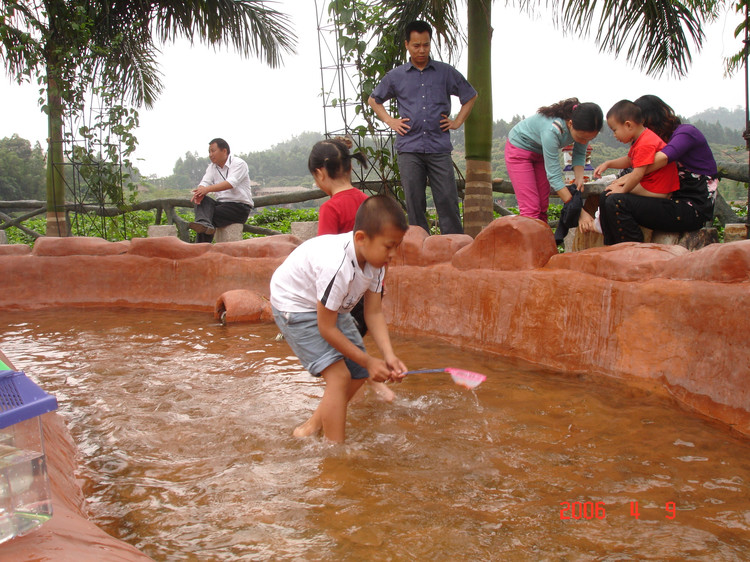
463, 0, 493, 238
45, 52, 68, 237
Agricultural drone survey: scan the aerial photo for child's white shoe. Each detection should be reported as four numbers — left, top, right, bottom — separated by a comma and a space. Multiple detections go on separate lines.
593, 210, 602, 234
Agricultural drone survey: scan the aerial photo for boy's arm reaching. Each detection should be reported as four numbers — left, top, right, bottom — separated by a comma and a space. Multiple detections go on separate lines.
594, 156, 632, 178
316, 301, 399, 382
363, 290, 407, 381
606, 165, 646, 194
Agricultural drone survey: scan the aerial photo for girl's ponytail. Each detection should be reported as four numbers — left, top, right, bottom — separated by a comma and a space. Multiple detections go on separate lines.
538, 97, 580, 120
307, 136, 369, 179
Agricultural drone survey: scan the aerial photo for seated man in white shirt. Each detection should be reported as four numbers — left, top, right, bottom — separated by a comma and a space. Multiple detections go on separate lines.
189, 138, 254, 243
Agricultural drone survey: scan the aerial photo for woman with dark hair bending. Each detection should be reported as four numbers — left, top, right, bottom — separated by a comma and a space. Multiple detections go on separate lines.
505, 98, 603, 225
590, 95, 718, 244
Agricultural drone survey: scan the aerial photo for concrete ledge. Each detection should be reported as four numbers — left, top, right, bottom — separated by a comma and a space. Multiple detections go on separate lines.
725, 223, 748, 243
0, 230, 7, 244
564, 228, 603, 252
147, 225, 177, 238
565, 226, 718, 252
214, 223, 244, 243
290, 221, 318, 242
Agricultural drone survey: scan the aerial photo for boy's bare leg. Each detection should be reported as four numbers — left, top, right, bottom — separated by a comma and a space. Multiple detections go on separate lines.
320, 362, 366, 442
294, 361, 365, 443
346, 377, 366, 402
349, 380, 367, 404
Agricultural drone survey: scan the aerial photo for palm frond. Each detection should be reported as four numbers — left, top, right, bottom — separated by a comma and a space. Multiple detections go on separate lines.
0, 1, 47, 79
526, 0, 719, 77
153, 0, 297, 68
105, 32, 163, 108
726, 0, 748, 76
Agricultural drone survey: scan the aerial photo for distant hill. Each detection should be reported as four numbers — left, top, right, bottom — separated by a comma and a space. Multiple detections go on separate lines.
688, 107, 744, 131
133, 106, 748, 200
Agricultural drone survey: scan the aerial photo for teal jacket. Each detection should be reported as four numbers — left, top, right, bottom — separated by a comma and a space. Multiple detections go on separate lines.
508, 114, 587, 192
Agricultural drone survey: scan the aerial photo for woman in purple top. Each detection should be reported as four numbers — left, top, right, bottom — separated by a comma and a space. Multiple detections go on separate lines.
593, 95, 718, 244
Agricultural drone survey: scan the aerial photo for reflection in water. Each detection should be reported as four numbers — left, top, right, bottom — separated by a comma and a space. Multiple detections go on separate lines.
2, 309, 750, 560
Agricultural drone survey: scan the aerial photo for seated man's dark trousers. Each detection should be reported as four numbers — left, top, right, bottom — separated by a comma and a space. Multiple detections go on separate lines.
192, 197, 252, 243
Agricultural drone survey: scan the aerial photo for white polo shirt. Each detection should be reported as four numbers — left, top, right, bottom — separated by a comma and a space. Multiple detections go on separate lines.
270, 232, 385, 313
199, 154, 254, 206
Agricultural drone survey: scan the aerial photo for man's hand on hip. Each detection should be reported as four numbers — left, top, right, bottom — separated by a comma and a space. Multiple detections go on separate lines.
387, 117, 411, 136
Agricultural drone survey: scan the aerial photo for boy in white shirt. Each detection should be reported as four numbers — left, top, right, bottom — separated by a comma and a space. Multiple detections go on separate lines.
270, 195, 409, 443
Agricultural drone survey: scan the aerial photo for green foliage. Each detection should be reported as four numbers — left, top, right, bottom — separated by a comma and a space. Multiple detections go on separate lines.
689, 119, 743, 146
1, 1, 144, 223
243, 132, 323, 187
3, 218, 46, 246
547, 203, 563, 222
689, 107, 745, 130
247, 207, 319, 234
2, 0, 296, 233
4, 210, 155, 245
0, 135, 46, 200
726, 1, 750, 78
328, 0, 405, 197
159, 151, 210, 191
732, 200, 749, 218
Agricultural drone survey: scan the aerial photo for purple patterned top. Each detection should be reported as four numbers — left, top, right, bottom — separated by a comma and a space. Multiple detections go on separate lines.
661, 124, 718, 177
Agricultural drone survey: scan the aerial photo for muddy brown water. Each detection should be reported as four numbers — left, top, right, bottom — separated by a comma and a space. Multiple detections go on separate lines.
2, 308, 749, 560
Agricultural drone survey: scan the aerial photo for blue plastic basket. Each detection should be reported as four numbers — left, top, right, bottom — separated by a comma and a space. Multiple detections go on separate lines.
0, 370, 58, 429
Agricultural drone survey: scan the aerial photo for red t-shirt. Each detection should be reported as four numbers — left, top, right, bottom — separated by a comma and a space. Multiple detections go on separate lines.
317, 188, 369, 235
629, 128, 679, 194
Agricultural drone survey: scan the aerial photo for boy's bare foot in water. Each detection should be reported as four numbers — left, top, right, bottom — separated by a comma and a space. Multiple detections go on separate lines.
369, 380, 395, 402
349, 379, 395, 403
293, 416, 322, 438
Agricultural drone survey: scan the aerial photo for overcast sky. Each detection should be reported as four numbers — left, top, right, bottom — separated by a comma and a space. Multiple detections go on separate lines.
0, 2, 745, 178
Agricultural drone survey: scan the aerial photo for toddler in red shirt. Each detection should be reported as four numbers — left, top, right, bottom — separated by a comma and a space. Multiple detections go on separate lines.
594, 99, 679, 197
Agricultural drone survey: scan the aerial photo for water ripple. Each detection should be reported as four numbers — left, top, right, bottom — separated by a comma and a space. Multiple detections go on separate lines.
1, 308, 750, 560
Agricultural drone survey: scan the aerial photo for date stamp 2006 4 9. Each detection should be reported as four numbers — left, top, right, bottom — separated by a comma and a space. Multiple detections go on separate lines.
560, 501, 677, 520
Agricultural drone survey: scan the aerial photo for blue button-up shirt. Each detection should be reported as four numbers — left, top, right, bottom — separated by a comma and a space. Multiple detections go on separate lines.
370, 58, 477, 154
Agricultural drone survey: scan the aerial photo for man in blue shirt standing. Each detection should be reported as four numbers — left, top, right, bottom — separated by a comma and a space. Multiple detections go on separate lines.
368, 20, 477, 235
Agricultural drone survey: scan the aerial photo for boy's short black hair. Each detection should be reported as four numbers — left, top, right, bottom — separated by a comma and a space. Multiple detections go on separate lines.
354, 195, 408, 237
606, 100, 643, 125
405, 20, 432, 41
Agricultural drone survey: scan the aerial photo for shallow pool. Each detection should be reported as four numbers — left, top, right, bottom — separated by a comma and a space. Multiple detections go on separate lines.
2, 309, 749, 560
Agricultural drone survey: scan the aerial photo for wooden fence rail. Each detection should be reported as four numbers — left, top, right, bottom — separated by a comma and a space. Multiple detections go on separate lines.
1, 161, 747, 240
0, 189, 330, 241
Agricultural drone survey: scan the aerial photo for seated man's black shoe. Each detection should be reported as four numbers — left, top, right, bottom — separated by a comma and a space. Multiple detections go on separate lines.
189, 221, 216, 235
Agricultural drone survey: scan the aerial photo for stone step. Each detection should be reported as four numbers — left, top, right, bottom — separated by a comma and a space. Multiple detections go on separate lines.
565, 226, 719, 252
147, 225, 178, 238
724, 223, 748, 243
290, 221, 318, 242
214, 223, 244, 243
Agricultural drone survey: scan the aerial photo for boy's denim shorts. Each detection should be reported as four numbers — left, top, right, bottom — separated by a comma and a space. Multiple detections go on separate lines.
272, 307, 369, 380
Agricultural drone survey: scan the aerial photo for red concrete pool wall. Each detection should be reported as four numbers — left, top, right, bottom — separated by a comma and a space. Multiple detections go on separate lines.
1, 216, 749, 559
387, 222, 750, 437
2, 218, 749, 436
